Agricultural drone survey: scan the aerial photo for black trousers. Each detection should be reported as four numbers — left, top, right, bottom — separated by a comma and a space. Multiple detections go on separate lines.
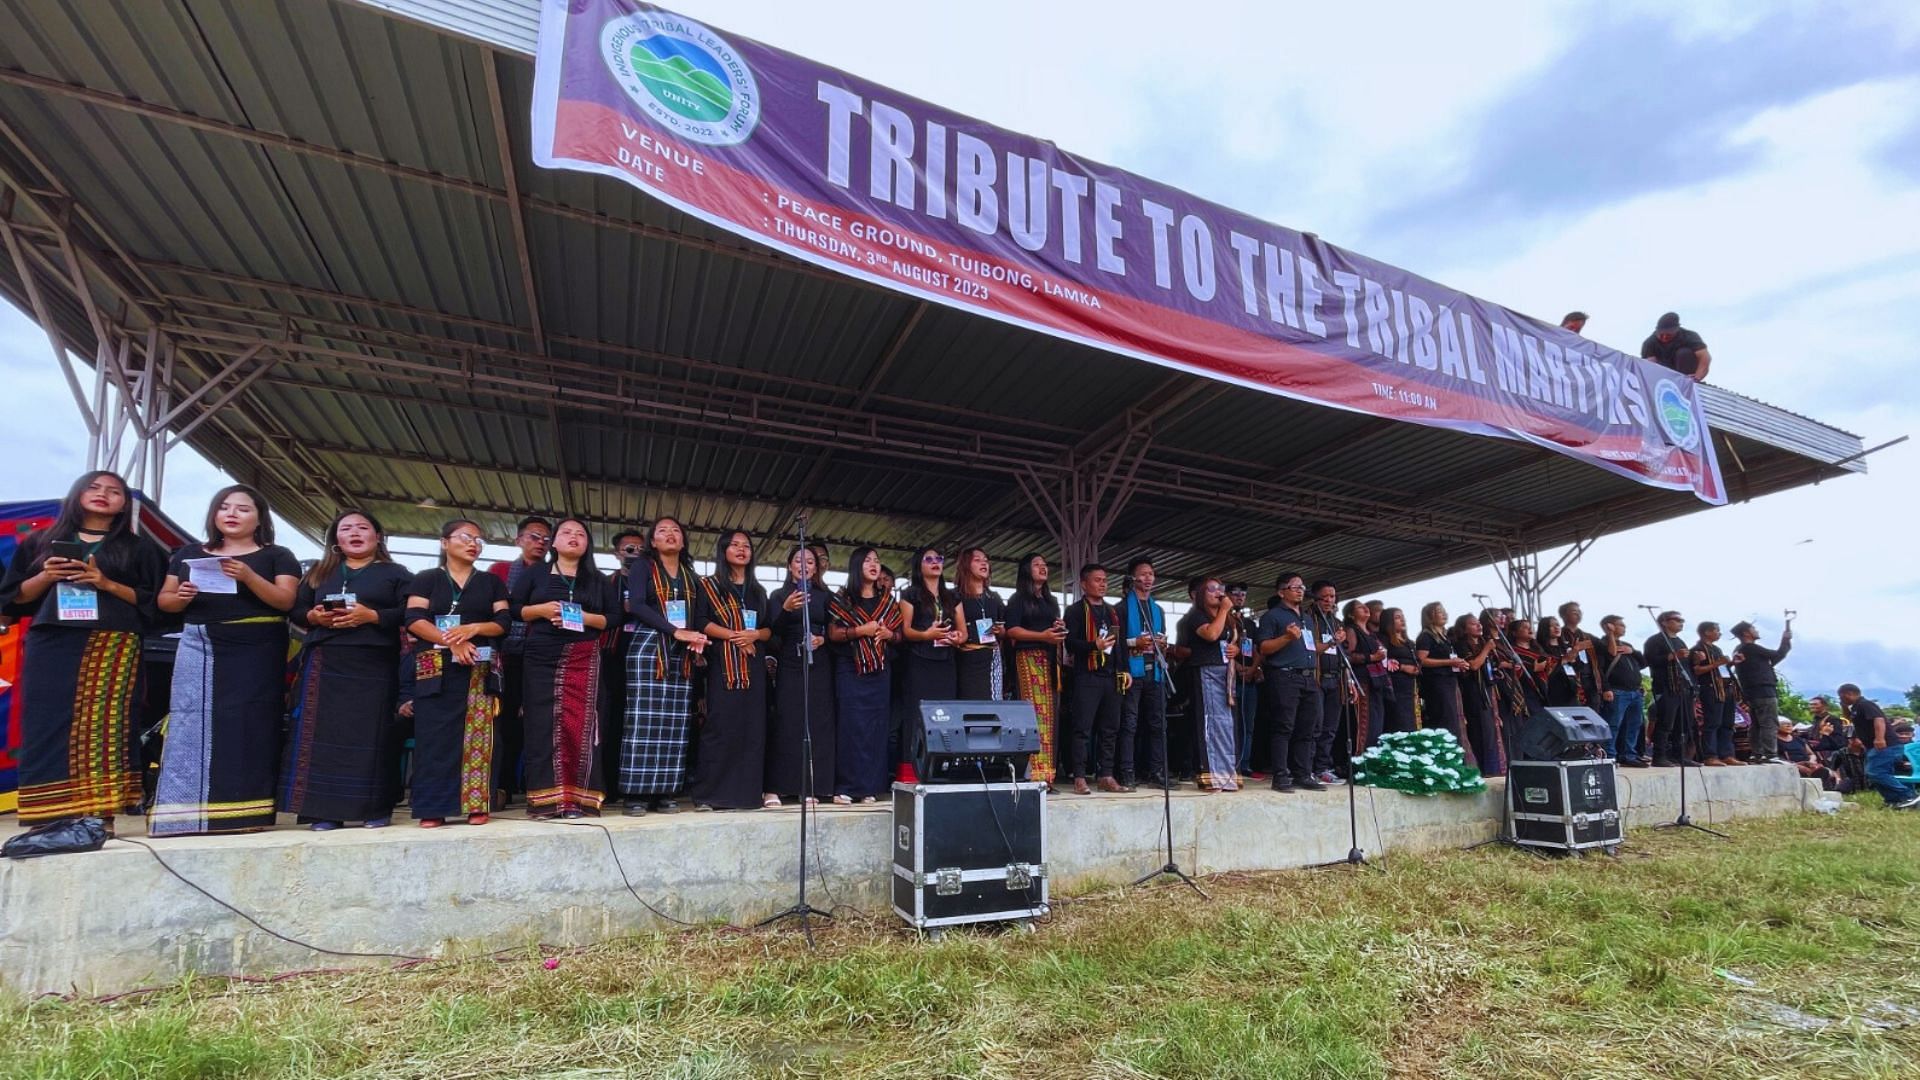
1653, 689, 1695, 762
494, 650, 527, 796
1314, 679, 1348, 775
1069, 670, 1122, 780
1261, 668, 1320, 786
1365, 677, 1392, 748
1121, 674, 1167, 783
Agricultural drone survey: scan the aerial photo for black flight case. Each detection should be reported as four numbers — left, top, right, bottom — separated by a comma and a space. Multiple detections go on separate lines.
891, 781, 1049, 934
1508, 758, 1623, 853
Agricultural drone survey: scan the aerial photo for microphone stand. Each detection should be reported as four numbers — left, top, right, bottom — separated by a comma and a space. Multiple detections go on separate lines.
757, 510, 835, 942
1462, 597, 1549, 858
1312, 619, 1375, 870
1639, 604, 1727, 840
1129, 594, 1207, 898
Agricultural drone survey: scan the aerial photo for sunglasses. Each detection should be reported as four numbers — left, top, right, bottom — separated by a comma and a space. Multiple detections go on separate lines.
447, 532, 483, 545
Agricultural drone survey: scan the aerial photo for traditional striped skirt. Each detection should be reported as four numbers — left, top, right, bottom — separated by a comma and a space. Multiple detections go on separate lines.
150, 619, 286, 835
1011, 649, 1057, 785
619, 627, 692, 796
15, 625, 143, 824
408, 650, 495, 818
281, 642, 402, 822
1196, 666, 1239, 791
525, 637, 603, 813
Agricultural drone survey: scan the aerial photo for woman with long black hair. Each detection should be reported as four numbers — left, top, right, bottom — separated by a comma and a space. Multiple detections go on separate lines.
952, 546, 1005, 701
1004, 553, 1065, 788
766, 544, 833, 806
403, 520, 510, 828
1451, 613, 1504, 775
898, 545, 961, 775
283, 509, 414, 830
827, 546, 902, 804
510, 517, 612, 819
618, 515, 707, 815
150, 484, 299, 835
1536, 615, 1582, 708
1179, 576, 1241, 792
1342, 598, 1390, 750
0, 470, 167, 830
687, 529, 772, 810
1378, 607, 1419, 735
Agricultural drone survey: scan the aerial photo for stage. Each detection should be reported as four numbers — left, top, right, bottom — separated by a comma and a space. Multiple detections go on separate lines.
1, 765, 1823, 996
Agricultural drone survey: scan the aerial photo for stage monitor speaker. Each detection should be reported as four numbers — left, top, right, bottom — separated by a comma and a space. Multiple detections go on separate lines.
916, 700, 1038, 783
1514, 705, 1614, 762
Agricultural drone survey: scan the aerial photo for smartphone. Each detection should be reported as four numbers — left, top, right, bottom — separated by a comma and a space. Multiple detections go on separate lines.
48, 540, 88, 561
321, 598, 349, 611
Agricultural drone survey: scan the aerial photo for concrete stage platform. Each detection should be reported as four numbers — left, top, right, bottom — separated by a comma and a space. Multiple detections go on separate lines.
1, 765, 1824, 995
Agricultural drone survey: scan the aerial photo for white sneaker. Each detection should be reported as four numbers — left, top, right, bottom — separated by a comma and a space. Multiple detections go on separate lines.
1893, 796, 1920, 811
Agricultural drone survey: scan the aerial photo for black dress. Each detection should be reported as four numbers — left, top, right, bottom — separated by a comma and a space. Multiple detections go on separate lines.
509, 564, 612, 814
953, 590, 1007, 700
686, 575, 770, 809
403, 567, 509, 819
1415, 630, 1464, 742
767, 582, 835, 799
1383, 637, 1419, 734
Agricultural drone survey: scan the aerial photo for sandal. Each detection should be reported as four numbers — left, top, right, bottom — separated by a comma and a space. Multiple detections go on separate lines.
858, 795, 878, 805
419, 818, 444, 829
832, 794, 853, 805
762, 794, 782, 809
803, 796, 819, 807
467, 813, 490, 826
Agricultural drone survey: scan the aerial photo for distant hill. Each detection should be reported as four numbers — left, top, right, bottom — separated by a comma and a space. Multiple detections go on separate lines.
1863, 685, 1909, 706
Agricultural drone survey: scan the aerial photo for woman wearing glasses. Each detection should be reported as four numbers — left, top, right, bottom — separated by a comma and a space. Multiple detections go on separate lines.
897, 545, 961, 777
1180, 577, 1242, 792
402, 521, 510, 827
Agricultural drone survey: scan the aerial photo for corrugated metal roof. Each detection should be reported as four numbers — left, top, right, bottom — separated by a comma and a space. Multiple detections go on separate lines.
0, 0, 1867, 600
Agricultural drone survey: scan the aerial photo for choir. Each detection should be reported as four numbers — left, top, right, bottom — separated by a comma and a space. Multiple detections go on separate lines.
0, 470, 1843, 837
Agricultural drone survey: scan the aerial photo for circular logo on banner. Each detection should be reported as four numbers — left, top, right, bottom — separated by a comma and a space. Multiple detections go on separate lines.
1653, 379, 1700, 451
601, 13, 759, 146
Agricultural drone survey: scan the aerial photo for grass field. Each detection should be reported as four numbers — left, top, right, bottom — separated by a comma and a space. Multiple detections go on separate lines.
4, 805, 1917, 1079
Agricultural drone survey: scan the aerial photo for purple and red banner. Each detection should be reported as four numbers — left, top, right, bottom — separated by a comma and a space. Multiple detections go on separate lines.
530, 0, 1724, 503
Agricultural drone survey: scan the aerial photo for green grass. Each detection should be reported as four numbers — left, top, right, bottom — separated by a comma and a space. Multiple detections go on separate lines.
5, 807, 1918, 1078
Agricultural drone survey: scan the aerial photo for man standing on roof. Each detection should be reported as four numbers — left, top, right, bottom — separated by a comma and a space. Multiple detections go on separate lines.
1641, 312, 1712, 381
1559, 311, 1588, 334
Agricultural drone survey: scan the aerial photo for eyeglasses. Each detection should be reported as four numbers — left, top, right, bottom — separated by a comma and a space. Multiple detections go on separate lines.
1205, 587, 1226, 596
519, 533, 550, 543
618, 544, 644, 554
923, 555, 944, 564
447, 533, 482, 545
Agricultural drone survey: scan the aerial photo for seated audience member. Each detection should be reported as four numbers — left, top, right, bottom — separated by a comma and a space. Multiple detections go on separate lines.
1779, 722, 1822, 778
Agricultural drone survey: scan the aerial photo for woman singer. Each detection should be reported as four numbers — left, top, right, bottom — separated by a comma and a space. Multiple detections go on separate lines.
402, 520, 509, 827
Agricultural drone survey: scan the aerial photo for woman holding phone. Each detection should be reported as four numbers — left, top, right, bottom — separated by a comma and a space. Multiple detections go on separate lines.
1004, 553, 1065, 788
282, 509, 413, 830
0, 470, 167, 830
403, 520, 510, 827
952, 547, 1005, 701
150, 485, 299, 835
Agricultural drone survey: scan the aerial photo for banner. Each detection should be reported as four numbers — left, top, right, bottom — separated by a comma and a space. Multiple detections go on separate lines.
531, 0, 1724, 503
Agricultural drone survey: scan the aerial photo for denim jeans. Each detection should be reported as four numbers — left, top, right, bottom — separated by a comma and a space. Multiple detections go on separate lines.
1604, 689, 1645, 761
1864, 745, 1916, 805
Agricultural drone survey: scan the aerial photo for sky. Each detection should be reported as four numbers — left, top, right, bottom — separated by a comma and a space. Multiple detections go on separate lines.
1, 0, 1915, 698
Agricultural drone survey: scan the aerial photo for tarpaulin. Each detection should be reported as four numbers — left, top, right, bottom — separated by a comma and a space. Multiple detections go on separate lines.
530, 0, 1724, 503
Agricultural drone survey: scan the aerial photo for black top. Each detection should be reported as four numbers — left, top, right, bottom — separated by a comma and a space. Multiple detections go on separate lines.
1177, 607, 1231, 667
1690, 642, 1734, 697
1780, 733, 1812, 764
624, 556, 694, 637
1304, 607, 1343, 683
1811, 720, 1850, 757
1258, 604, 1312, 669
694, 575, 769, 634
1346, 623, 1386, 682
509, 562, 611, 645
1415, 630, 1456, 687
1847, 698, 1891, 745
955, 589, 1006, 641
406, 566, 510, 629
1732, 635, 1791, 692
769, 582, 831, 661
1004, 589, 1059, 652
1064, 597, 1126, 675
168, 543, 300, 624
1640, 328, 1707, 375
1384, 636, 1419, 678
1597, 637, 1646, 691
829, 591, 894, 662
903, 582, 956, 663
1643, 633, 1694, 694
292, 560, 413, 648
1, 528, 168, 633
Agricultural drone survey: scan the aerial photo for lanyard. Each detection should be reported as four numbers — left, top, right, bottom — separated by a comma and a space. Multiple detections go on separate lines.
340, 562, 367, 592
559, 569, 577, 604
446, 568, 469, 616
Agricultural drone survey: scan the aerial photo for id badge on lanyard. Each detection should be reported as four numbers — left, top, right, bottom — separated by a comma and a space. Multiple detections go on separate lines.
56, 582, 99, 622
559, 602, 584, 633
742, 609, 758, 632
975, 616, 996, 644
434, 614, 461, 634
666, 599, 688, 629
1562, 662, 1577, 677
1219, 639, 1231, 663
